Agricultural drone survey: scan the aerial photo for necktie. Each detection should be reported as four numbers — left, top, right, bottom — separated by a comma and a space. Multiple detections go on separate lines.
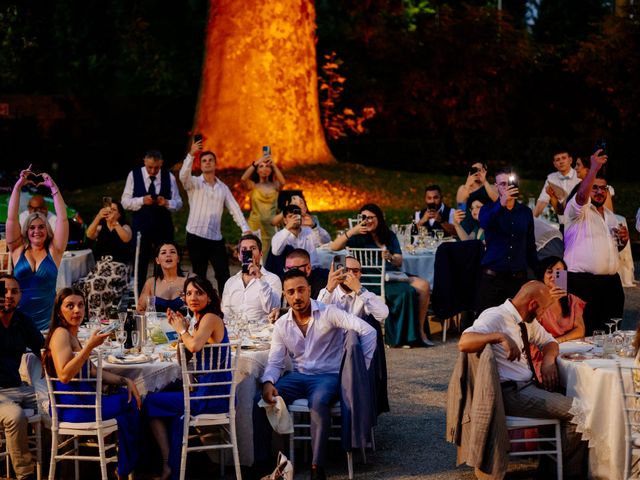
518, 322, 540, 386
148, 176, 157, 196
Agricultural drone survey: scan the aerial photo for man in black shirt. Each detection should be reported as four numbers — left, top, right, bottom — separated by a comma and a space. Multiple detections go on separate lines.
0, 274, 45, 480
284, 248, 328, 299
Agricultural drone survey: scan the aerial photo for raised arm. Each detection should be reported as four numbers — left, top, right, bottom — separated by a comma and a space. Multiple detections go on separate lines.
43, 173, 69, 258
240, 160, 258, 190
330, 222, 367, 251
576, 150, 606, 206
223, 187, 250, 233
6, 168, 30, 253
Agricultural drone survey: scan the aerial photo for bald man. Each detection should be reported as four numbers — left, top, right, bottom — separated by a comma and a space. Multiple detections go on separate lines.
19, 195, 57, 232
459, 281, 585, 478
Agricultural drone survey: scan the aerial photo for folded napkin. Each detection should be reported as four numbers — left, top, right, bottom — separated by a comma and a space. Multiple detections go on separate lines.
559, 342, 593, 354
107, 354, 149, 364
258, 396, 293, 434
583, 359, 617, 369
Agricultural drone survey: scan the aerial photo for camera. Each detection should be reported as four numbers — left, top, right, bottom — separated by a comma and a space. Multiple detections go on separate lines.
241, 249, 253, 274
102, 196, 112, 208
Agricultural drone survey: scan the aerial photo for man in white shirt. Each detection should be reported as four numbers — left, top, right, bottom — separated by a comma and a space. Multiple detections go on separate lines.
18, 195, 57, 232
459, 281, 585, 479
221, 234, 281, 323
121, 150, 183, 293
179, 140, 250, 293
254, 270, 376, 480
564, 149, 628, 335
271, 204, 323, 267
317, 256, 388, 323
533, 150, 581, 221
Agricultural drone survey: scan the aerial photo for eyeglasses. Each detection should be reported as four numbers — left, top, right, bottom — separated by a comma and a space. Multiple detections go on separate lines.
591, 185, 608, 192
284, 263, 309, 272
361, 215, 376, 221
345, 267, 361, 274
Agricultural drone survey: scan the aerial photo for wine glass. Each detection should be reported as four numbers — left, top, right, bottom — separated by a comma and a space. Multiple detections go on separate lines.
436, 229, 445, 241
612, 318, 623, 332
131, 331, 140, 350
605, 322, 615, 335
116, 330, 128, 356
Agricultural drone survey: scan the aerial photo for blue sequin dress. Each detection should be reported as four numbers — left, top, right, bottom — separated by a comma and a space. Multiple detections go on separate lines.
14, 250, 57, 330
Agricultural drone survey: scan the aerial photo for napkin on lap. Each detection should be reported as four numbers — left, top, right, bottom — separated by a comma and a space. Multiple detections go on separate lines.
258, 396, 294, 434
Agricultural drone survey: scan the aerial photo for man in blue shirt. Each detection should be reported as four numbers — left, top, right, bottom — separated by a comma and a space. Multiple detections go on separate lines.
474, 168, 538, 315
0, 274, 45, 480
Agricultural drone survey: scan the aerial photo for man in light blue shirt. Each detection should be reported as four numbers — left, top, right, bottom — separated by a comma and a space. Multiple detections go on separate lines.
254, 269, 376, 480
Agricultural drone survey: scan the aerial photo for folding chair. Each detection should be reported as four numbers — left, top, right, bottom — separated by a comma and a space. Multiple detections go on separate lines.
346, 248, 386, 300
178, 342, 241, 480
617, 361, 640, 479
45, 354, 118, 480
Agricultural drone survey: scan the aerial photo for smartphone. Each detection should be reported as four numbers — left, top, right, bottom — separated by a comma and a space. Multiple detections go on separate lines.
554, 269, 568, 291
102, 196, 112, 208
263, 145, 271, 156
333, 255, 346, 270
426, 202, 437, 212
508, 174, 519, 197
594, 138, 607, 156
194, 133, 203, 143
241, 249, 253, 274
469, 166, 481, 176
98, 322, 119, 335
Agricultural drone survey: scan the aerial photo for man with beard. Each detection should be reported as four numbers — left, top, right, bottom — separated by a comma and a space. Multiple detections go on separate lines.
254, 270, 376, 480
563, 149, 628, 335
459, 281, 586, 479
0, 274, 45, 480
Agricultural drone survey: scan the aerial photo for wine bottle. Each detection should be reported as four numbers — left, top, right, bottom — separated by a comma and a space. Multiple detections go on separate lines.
124, 308, 135, 349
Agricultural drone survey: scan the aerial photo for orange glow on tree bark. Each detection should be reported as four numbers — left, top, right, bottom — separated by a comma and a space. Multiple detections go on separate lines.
194, 0, 334, 169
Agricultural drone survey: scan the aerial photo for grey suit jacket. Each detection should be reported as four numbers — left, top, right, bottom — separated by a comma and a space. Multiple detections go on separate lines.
446, 347, 509, 479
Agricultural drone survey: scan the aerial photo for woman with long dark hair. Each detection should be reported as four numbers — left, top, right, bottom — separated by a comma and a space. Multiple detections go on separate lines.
331, 203, 433, 347
6, 167, 70, 330
143, 276, 231, 480
241, 151, 286, 253
42, 288, 141, 478
136, 242, 187, 313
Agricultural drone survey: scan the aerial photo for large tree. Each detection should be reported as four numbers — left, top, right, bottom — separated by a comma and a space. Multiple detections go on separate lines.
193, 0, 333, 168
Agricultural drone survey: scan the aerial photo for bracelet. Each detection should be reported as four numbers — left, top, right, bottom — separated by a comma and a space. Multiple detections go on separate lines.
178, 329, 187, 336
51, 189, 59, 197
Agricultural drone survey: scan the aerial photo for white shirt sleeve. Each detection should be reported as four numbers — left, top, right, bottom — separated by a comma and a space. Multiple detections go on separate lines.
463, 309, 500, 335
564, 196, 588, 224
529, 320, 557, 349
121, 171, 144, 211
256, 275, 282, 314
166, 173, 183, 212
261, 323, 288, 385
328, 307, 377, 368
537, 178, 551, 204
179, 154, 196, 191
316, 288, 333, 305
223, 186, 250, 232
221, 279, 232, 317
271, 228, 296, 256
360, 290, 389, 323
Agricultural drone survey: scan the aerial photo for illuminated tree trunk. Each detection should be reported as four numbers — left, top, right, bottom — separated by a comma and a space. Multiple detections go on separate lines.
194, 0, 334, 169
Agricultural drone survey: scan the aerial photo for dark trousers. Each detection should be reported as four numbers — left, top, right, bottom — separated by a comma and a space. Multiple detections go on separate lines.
474, 269, 527, 316
135, 228, 173, 295
186, 232, 230, 294
253, 372, 339, 467
568, 272, 624, 335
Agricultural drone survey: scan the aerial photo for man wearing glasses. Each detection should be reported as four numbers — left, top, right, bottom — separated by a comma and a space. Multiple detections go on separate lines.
564, 149, 628, 335
19, 195, 57, 232
284, 249, 328, 299
317, 256, 388, 323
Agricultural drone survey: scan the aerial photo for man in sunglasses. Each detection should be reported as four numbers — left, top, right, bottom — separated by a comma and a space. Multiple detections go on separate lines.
317, 256, 388, 323
564, 149, 628, 335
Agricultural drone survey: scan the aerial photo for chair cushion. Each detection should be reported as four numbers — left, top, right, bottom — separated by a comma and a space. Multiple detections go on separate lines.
59, 418, 118, 431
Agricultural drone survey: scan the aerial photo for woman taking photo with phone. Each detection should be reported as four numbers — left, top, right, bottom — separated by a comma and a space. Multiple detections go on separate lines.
42, 287, 141, 479
143, 276, 231, 480
6, 167, 69, 330
241, 149, 286, 253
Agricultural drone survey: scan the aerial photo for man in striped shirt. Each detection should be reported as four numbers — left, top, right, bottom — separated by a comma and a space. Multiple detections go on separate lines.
179, 140, 250, 293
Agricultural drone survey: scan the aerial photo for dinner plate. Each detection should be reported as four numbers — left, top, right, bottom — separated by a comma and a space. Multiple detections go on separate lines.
559, 342, 593, 354
106, 354, 152, 365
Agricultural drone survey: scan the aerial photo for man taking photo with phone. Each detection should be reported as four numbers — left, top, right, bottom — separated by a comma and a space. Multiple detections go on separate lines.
270, 203, 324, 268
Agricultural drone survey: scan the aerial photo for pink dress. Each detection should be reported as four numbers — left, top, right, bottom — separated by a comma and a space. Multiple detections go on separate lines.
531, 294, 586, 379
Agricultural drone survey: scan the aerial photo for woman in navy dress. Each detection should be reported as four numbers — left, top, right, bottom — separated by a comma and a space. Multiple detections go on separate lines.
6, 167, 70, 330
136, 242, 187, 313
41, 287, 142, 478
144, 276, 231, 480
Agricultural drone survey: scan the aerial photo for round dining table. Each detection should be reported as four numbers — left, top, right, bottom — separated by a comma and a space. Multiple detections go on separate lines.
56, 248, 95, 290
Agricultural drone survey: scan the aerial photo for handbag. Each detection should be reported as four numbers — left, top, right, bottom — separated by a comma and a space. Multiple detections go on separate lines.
260, 452, 293, 480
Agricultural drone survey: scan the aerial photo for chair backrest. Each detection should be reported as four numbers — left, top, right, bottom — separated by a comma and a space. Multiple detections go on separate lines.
616, 361, 640, 480
346, 248, 386, 299
179, 342, 240, 420
0, 238, 12, 274
347, 218, 360, 230
43, 350, 105, 428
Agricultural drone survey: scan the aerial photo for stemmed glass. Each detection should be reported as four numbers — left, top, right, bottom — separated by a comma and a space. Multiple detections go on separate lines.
605, 322, 616, 335
131, 331, 140, 351
612, 318, 623, 332
116, 330, 128, 356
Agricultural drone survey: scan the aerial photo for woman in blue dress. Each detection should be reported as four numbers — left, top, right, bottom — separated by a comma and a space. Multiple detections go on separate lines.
144, 276, 231, 480
136, 242, 187, 313
41, 287, 142, 478
6, 167, 70, 330
331, 203, 433, 347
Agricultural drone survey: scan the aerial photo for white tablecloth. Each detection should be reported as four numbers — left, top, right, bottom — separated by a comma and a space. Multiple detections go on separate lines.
56, 249, 95, 289
103, 358, 181, 397
316, 247, 436, 287
558, 350, 634, 480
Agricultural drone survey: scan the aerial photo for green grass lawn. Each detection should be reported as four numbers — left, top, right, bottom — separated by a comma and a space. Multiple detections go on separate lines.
63, 162, 640, 249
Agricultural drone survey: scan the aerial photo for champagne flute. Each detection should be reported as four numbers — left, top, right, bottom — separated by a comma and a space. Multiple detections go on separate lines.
131, 331, 140, 350
116, 330, 128, 356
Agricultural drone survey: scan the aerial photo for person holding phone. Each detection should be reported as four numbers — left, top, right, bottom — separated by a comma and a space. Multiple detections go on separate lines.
42, 287, 141, 479
179, 138, 250, 294
270, 204, 324, 267
532, 150, 581, 220
241, 146, 286, 254
6, 167, 69, 330
0, 274, 44, 480
80, 199, 132, 319
221, 234, 282, 324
